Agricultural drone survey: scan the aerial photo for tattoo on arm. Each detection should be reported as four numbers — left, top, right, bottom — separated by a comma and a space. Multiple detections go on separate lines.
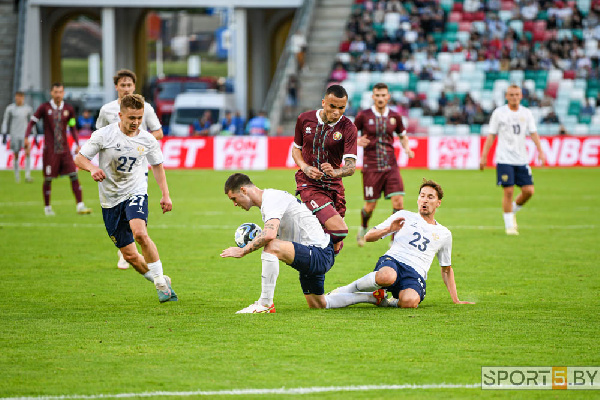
243, 221, 277, 255
336, 158, 356, 178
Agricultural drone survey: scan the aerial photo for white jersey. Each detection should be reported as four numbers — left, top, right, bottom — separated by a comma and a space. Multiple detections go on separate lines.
488, 104, 537, 165
2, 103, 33, 139
96, 100, 161, 132
260, 189, 330, 248
376, 210, 452, 280
79, 122, 163, 208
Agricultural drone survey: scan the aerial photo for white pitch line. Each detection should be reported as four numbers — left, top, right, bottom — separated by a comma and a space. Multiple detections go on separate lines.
0, 383, 480, 400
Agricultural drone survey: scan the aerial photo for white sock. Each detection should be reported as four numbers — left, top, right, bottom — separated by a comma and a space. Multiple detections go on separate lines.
259, 252, 279, 306
325, 292, 376, 308
45, 205, 52, 212
25, 155, 31, 178
143, 271, 154, 283
388, 298, 399, 308
503, 212, 514, 229
512, 201, 522, 213
333, 271, 381, 293
147, 260, 164, 285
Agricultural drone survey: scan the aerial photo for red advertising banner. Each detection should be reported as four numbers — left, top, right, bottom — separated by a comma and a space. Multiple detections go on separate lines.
1, 135, 598, 170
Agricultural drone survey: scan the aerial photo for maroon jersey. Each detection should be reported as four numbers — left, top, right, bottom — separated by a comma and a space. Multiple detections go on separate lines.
354, 106, 406, 171
294, 110, 357, 187
26, 100, 78, 154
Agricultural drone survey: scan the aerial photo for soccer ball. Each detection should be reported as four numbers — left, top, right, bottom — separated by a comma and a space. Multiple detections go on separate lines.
234, 223, 262, 248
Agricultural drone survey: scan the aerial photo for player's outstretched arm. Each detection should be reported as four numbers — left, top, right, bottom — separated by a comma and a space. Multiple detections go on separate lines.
440, 266, 475, 304
150, 163, 172, 214
364, 217, 405, 242
74, 154, 106, 182
220, 219, 280, 258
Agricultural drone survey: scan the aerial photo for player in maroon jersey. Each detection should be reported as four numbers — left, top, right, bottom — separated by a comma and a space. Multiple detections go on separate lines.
292, 84, 358, 254
354, 83, 414, 247
25, 83, 92, 216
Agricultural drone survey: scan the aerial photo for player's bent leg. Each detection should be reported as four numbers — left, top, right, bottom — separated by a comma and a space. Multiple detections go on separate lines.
305, 294, 326, 309
375, 266, 398, 287
129, 218, 159, 263
264, 239, 295, 264
397, 288, 421, 308
517, 185, 534, 205
120, 243, 148, 274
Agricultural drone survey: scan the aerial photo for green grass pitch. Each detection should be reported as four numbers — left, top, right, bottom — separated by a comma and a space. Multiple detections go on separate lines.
1, 167, 599, 399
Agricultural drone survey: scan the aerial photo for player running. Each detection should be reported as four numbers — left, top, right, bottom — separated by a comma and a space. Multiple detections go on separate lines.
354, 82, 415, 246
292, 84, 357, 254
75, 94, 177, 303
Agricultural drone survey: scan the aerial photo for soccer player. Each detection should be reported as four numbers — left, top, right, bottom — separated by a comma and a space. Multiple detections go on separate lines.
96, 69, 163, 269
221, 173, 335, 313
325, 179, 474, 309
292, 84, 357, 253
2, 91, 33, 183
24, 83, 92, 216
74, 94, 177, 303
480, 84, 547, 235
354, 82, 415, 247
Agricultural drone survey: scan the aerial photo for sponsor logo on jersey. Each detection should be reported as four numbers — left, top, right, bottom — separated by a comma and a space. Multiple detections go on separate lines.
333, 131, 342, 141
368, 119, 374, 125
390, 117, 396, 125
305, 126, 311, 133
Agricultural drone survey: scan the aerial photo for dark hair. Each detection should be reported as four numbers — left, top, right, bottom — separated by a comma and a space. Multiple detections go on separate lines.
120, 94, 145, 112
224, 173, 254, 194
373, 82, 389, 91
419, 178, 444, 200
113, 69, 137, 86
325, 84, 348, 99
51, 82, 63, 90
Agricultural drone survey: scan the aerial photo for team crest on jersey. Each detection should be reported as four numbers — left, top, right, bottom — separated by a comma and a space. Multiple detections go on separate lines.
390, 117, 396, 125
137, 146, 145, 155
47, 110, 52, 115
63, 110, 69, 117
305, 126, 311, 134
333, 131, 342, 141
368, 119, 374, 125
502, 174, 508, 182
432, 233, 440, 241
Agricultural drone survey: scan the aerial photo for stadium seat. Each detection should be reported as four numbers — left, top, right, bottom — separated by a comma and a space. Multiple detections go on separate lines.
456, 124, 470, 135
428, 125, 444, 136
574, 124, 590, 135
563, 70, 576, 80
449, 12, 462, 22
548, 69, 564, 83
499, 10, 513, 21
409, 108, 424, 118
523, 20, 535, 32
420, 116, 434, 127
509, 70, 524, 84
458, 21, 472, 31
569, 88, 586, 101
590, 125, 600, 135
574, 79, 587, 90
545, 82, 559, 98
508, 20, 523, 36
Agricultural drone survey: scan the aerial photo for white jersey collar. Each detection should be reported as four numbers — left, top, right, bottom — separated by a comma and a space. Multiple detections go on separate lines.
316, 109, 341, 127
371, 106, 389, 117
50, 99, 64, 110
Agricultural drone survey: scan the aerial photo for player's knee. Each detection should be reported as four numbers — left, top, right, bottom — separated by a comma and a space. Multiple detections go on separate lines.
263, 241, 281, 258
398, 290, 420, 308
522, 186, 534, 197
132, 230, 150, 245
68, 172, 78, 181
399, 299, 419, 308
375, 267, 397, 287
363, 203, 376, 213
122, 251, 139, 264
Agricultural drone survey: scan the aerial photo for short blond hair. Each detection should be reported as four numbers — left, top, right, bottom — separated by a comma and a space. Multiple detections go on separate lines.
120, 94, 145, 112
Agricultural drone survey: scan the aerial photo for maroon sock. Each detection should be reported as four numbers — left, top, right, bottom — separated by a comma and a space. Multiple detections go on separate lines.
70, 177, 83, 203
43, 180, 51, 206
360, 208, 373, 228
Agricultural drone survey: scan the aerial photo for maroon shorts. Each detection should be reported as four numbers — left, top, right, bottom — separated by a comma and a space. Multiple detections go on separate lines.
43, 151, 77, 178
296, 173, 346, 225
361, 168, 404, 201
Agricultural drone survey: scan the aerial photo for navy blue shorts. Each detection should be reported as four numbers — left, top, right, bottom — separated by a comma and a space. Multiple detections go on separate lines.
291, 241, 335, 295
374, 256, 426, 302
101, 194, 149, 248
496, 163, 533, 187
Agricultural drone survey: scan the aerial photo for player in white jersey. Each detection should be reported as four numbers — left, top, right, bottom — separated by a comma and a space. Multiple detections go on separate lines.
2, 91, 33, 182
75, 94, 177, 303
96, 69, 163, 269
480, 85, 547, 235
221, 173, 335, 313
325, 179, 474, 309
